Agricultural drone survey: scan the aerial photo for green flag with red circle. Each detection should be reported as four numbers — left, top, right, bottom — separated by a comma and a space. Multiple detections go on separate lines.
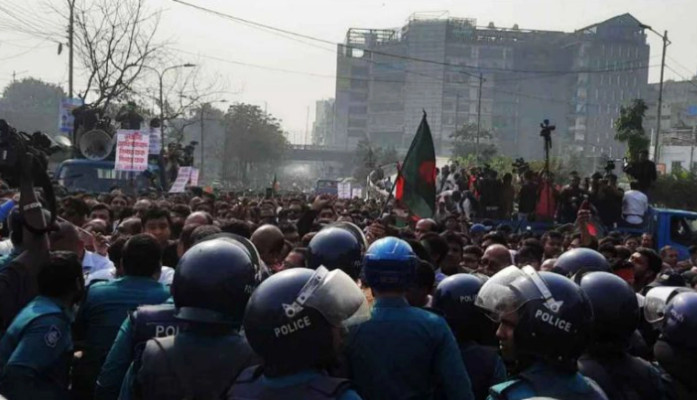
395, 113, 436, 218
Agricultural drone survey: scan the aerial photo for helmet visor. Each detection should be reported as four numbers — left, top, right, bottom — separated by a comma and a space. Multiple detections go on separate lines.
644, 286, 692, 325
475, 265, 556, 322
289, 266, 370, 328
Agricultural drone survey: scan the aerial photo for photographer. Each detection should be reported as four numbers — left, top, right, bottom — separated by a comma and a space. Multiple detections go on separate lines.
0, 147, 51, 334
623, 150, 657, 195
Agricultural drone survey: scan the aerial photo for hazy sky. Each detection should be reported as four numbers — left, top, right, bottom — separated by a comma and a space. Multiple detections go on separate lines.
1, 0, 696, 143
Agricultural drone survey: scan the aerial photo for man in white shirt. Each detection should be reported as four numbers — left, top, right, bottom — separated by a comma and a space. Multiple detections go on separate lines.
622, 182, 649, 226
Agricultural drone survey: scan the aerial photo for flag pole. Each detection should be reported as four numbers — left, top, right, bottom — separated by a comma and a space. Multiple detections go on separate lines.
379, 164, 401, 217
379, 110, 427, 217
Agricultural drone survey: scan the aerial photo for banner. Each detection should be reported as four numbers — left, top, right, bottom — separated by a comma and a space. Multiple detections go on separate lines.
114, 130, 149, 172
169, 166, 192, 193
148, 126, 162, 155
190, 168, 199, 186
58, 98, 83, 133
338, 182, 352, 199
351, 187, 363, 199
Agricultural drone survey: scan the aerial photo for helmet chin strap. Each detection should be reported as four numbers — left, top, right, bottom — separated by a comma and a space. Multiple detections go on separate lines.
522, 266, 562, 313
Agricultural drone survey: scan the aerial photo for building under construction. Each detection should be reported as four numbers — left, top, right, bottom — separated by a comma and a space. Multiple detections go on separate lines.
332, 12, 650, 161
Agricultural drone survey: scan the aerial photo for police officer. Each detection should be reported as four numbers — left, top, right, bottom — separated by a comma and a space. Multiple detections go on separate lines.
134, 237, 260, 399
432, 274, 507, 400
577, 271, 670, 400
476, 266, 608, 399
0, 251, 84, 399
651, 291, 697, 399
227, 266, 369, 399
307, 225, 363, 280
552, 248, 610, 281
344, 237, 475, 400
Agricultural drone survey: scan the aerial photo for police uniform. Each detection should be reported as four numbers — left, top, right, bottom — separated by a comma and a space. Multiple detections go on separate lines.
345, 297, 474, 400
578, 351, 668, 400
453, 342, 507, 400
136, 329, 258, 399
0, 296, 73, 400
228, 366, 363, 400
72, 276, 170, 399
95, 299, 185, 400
487, 363, 607, 400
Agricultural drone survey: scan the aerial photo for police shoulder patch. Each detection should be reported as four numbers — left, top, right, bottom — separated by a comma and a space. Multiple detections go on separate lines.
44, 325, 62, 348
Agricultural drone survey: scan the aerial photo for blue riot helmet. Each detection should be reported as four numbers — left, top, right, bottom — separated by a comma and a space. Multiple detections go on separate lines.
476, 266, 593, 369
579, 271, 639, 346
307, 226, 363, 280
203, 232, 269, 282
660, 292, 697, 350
243, 267, 370, 375
643, 286, 693, 329
552, 248, 610, 281
362, 237, 418, 291
331, 221, 369, 253
171, 237, 258, 325
432, 273, 493, 342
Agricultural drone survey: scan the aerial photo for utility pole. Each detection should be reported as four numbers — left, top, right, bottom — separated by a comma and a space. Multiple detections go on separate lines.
639, 23, 670, 163
200, 104, 205, 181
654, 30, 668, 163
476, 73, 484, 164
305, 105, 310, 145
68, 0, 75, 98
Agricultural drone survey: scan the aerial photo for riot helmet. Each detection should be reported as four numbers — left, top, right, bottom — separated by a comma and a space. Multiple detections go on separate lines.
172, 237, 258, 325
432, 273, 493, 342
476, 266, 593, 370
362, 237, 418, 291
655, 291, 697, 350
307, 226, 363, 280
643, 286, 693, 329
579, 271, 639, 345
331, 221, 368, 253
243, 267, 369, 376
552, 248, 610, 281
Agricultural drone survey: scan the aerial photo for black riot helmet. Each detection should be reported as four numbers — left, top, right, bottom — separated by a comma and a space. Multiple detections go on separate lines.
432, 273, 493, 342
476, 266, 593, 370
307, 226, 363, 280
579, 271, 639, 346
553, 248, 610, 281
243, 267, 369, 376
172, 237, 258, 325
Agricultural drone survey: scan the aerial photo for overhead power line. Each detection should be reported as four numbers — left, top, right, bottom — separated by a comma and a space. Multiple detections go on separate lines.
172, 0, 655, 77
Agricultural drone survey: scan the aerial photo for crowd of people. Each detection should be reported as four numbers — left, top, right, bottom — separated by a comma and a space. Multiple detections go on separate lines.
0, 151, 694, 400
433, 151, 656, 229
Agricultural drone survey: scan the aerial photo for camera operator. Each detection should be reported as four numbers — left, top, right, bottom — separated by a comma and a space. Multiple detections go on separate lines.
0, 150, 50, 334
623, 150, 657, 195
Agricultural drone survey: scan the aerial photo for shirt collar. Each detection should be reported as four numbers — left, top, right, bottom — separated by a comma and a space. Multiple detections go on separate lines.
374, 297, 409, 308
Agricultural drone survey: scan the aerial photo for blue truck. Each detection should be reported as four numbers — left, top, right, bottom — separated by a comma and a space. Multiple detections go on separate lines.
56, 159, 159, 195
507, 208, 697, 261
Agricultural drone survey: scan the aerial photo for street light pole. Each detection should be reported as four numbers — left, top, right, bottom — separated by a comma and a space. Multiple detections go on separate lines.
639, 23, 670, 163
143, 63, 196, 188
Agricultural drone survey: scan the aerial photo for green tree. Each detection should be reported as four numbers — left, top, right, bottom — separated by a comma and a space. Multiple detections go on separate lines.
614, 99, 649, 161
450, 123, 497, 162
222, 103, 289, 185
0, 78, 65, 135
652, 171, 697, 210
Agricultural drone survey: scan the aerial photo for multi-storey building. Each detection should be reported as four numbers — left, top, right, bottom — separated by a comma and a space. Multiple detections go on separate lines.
333, 12, 650, 161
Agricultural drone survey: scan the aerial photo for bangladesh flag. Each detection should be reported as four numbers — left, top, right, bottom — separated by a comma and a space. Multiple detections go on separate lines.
395, 113, 436, 218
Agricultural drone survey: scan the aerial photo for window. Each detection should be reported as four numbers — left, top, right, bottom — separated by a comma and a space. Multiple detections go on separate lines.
670, 215, 697, 246
672, 161, 683, 172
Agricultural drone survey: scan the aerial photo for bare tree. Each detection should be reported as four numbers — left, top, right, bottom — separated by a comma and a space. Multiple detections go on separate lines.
72, 0, 162, 108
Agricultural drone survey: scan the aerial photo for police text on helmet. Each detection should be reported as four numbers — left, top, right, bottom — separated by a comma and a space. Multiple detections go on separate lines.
274, 316, 312, 337
534, 308, 572, 332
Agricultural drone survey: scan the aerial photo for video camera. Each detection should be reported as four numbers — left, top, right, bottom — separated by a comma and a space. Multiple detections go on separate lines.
0, 119, 59, 234
0, 119, 61, 187
512, 158, 530, 174
604, 159, 616, 174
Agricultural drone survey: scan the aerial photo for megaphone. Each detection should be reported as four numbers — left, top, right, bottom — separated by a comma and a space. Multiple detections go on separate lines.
78, 128, 114, 160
